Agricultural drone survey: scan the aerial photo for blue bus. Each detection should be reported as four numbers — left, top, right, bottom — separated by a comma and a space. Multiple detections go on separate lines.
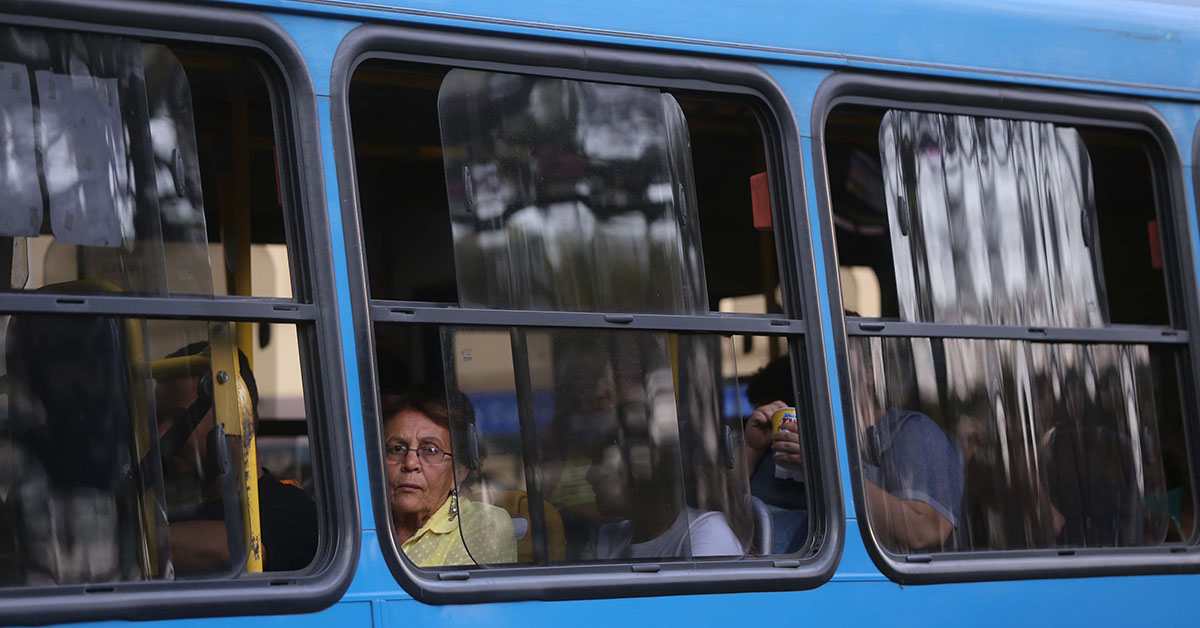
1, 0, 1199, 624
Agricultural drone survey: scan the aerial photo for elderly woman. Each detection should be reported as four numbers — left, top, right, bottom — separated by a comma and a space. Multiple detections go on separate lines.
384, 389, 516, 567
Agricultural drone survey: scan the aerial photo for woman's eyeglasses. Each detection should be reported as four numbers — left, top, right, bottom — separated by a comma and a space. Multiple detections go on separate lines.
386, 443, 453, 465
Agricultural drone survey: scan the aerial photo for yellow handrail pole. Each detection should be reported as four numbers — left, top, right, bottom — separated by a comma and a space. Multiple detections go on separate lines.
217, 82, 261, 571
209, 322, 263, 572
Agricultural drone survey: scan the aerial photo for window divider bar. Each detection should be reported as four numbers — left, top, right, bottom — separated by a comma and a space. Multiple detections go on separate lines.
508, 327, 551, 566
369, 303, 803, 335
846, 318, 1188, 344
0, 293, 318, 322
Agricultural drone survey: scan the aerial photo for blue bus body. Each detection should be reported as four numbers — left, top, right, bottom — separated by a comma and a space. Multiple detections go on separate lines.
8, 0, 1200, 624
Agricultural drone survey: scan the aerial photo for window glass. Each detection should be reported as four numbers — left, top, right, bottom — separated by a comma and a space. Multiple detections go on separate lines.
848, 336, 1178, 552
0, 29, 211, 297
737, 344, 810, 555
438, 70, 707, 314
826, 104, 1191, 558
351, 61, 781, 315
183, 50, 295, 299
0, 26, 293, 299
355, 61, 811, 577
377, 324, 808, 562
0, 24, 320, 590
0, 316, 317, 584
879, 111, 1105, 326
379, 326, 756, 567
826, 106, 1170, 326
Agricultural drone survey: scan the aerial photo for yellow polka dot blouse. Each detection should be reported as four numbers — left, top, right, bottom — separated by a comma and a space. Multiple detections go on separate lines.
401, 494, 517, 567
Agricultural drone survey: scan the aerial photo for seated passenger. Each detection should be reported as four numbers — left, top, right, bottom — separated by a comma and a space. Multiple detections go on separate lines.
157, 343, 318, 574
742, 357, 808, 554
384, 388, 516, 567
541, 335, 744, 560
860, 405, 964, 553
580, 367, 743, 559
584, 440, 744, 560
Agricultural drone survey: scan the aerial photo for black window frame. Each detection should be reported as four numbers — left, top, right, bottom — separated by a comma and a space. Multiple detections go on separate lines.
331, 23, 843, 603
0, 0, 358, 623
812, 72, 1200, 584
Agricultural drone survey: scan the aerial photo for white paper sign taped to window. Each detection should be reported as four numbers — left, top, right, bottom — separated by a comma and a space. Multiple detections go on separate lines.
0, 62, 43, 237
36, 71, 134, 248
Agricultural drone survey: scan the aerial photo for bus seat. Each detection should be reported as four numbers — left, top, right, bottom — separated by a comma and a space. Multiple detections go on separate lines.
751, 496, 773, 555
493, 490, 566, 563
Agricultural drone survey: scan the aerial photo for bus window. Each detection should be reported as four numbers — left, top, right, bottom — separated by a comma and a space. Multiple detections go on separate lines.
825, 104, 1193, 559
434, 327, 752, 565
437, 70, 710, 314
1, 314, 318, 583
0, 20, 328, 602
351, 61, 781, 315
12, 42, 295, 300
349, 58, 816, 593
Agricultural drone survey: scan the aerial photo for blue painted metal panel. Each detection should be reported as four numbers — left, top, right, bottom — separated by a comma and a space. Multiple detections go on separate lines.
799, 134, 853, 519
368, 573, 1200, 626
762, 65, 831, 139
275, 5, 1200, 621
48, 599, 374, 628
344, 531, 412, 601
271, 13, 360, 96
34, 1, 1199, 623
315, 93, 376, 528
1185, 166, 1200, 315
275, 5, 1200, 617
831, 518, 888, 582
1153, 101, 1199, 170
204, 0, 1200, 99
38, 569, 1200, 627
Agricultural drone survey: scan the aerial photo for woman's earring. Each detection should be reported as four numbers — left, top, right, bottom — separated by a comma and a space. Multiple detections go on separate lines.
449, 489, 459, 521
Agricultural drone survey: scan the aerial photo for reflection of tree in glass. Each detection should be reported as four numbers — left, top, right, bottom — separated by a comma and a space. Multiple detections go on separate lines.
143, 43, 214, 296
881, 111, 1104, 327
440, 70, 706, 314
